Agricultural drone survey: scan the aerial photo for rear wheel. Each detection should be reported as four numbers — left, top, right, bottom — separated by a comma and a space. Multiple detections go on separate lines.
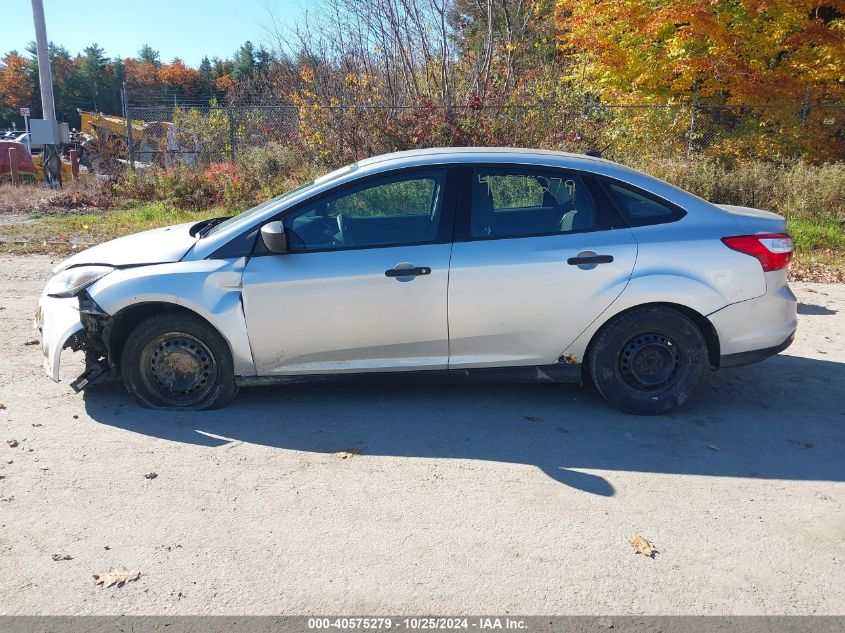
121, 313, 238, 410
587, 306, 707, 415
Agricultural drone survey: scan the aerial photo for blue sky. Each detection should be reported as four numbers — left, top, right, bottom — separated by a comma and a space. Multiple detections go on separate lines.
4, 0, 307, 65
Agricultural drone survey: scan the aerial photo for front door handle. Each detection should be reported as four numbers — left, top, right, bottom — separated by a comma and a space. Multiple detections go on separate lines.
385, 265, 431, 279
567, 254, 614, 266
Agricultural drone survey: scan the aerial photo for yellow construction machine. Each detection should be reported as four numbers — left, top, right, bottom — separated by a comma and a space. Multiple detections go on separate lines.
78, 111, 172, 173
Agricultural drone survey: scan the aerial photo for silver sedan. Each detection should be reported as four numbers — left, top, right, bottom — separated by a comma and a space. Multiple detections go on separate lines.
36, 148, 797, 414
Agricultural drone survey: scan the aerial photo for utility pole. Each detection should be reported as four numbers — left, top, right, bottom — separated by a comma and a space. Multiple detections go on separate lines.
31, 0, 61, 186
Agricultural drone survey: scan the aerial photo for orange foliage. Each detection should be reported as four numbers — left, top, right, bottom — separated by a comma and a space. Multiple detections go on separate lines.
556, 0, 845, 103
124, 58, 159, 92
158, 60, 202, 96
215, 73, 235, 93
0, 53, 33, 110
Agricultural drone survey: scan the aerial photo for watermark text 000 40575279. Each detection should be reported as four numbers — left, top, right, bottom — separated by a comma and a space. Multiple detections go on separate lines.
1, 617, 844, 633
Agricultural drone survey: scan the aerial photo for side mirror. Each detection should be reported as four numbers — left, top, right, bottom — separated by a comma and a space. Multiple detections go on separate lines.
260, 221, 288, 254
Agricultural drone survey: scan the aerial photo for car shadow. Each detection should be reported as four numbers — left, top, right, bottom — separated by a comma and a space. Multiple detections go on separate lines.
798, 302, 838, 316
82, 354, 845, 496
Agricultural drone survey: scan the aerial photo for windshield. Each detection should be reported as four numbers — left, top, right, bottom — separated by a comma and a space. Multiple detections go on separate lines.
203, 162, 361, 238
204, 179, 317, 237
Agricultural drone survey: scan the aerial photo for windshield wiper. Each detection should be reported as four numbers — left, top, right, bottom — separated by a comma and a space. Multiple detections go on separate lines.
192, 216, 231, 238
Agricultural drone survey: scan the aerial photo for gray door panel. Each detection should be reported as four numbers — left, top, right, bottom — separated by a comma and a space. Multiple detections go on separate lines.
448, 231, 637, 367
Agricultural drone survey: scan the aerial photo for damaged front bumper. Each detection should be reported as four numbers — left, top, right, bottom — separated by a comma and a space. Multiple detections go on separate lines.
35, 290, 110, 386
35, 292, 85, 382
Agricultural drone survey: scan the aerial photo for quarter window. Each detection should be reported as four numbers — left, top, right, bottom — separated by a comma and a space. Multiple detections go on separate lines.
285, 170, 446, 250
470, 168, 597, 238
606, 182, 685, 226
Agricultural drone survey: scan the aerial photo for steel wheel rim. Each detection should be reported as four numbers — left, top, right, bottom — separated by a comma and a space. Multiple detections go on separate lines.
139, 332, 217, 406
618, 332, 680, 391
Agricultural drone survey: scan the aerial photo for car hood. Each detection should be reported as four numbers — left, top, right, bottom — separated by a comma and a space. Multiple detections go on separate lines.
53, 222, 199, 273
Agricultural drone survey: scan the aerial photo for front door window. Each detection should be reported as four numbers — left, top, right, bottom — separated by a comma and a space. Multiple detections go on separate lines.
285, 170, 447, 250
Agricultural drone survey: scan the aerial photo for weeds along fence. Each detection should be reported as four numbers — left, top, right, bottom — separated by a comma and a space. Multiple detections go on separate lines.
123, 101, 845, 168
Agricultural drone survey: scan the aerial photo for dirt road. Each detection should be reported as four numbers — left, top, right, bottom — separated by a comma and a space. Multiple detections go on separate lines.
0, 255, 843, 615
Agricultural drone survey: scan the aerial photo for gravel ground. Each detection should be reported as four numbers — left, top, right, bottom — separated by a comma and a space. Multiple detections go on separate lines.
0, 255, 843, 615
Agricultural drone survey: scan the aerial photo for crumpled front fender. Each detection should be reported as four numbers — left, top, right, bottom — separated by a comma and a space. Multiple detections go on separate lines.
36, 293, 84, 382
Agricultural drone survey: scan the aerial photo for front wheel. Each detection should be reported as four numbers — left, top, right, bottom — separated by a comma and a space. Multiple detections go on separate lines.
587, 306, 708, 415
121, 313, 238, 410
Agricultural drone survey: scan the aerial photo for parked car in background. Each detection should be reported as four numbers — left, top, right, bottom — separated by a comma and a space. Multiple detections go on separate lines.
36, 148, 797, 414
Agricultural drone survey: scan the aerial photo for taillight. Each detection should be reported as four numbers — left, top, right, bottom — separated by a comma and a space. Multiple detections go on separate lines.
721, 233, 793, 272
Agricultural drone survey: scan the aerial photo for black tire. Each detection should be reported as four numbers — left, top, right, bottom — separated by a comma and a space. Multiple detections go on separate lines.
587, 306, 707, 415
121, 312, 238, 410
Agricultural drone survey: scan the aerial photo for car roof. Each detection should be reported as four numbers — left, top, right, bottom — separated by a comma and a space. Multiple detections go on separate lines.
346, 147, 661, 187
356, 147, 614, 170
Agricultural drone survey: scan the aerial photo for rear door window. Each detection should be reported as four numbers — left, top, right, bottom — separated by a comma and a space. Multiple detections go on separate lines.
470, 168, 597, 238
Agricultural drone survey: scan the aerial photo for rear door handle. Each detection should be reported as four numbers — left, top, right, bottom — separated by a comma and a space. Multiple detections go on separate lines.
567, 254, 613, 266
385, 266, 431, 278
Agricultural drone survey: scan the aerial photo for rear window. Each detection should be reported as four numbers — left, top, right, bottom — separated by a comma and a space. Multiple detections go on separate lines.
606, 182, 685, 227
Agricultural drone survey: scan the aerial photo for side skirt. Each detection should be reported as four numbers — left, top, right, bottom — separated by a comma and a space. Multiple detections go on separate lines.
236, 363, 583, 388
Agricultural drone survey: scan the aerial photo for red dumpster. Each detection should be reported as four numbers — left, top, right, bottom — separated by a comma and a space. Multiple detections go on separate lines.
0, 141, 37, 181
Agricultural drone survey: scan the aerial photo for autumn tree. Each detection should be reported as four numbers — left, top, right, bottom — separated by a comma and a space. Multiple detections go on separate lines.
556, 0, 845, 104
21, 42, 89, 125
124, 58, 160, 97
159, 59, 203, 98
0, 52, 33, 112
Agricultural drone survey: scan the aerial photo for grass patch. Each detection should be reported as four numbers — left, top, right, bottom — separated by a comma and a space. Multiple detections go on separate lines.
0, 202, 221, 254
788, 217, 845, 253
788, 217, 845, 269
34, 202, 223, 239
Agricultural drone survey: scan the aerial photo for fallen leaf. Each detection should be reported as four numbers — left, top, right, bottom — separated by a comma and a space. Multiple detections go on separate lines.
6, 440, 18, 448
804, 442, 815, 449
31, 423, 42, 427
23, 339, 39, 346
38, 466, 49, 471
144, 472, 158, 480
0, 403, 6, 410
93, 567, 140, 588
629, 534, 658, 558
334, 450, 361, 459
525, 416, 541, 422
597, 617, 614, 629
52, 553, 72, 561
707, 444, 720, 452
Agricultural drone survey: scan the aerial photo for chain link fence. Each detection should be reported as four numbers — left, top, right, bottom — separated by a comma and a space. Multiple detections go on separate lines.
122, 101, 845, 168
122, 104, 299, 166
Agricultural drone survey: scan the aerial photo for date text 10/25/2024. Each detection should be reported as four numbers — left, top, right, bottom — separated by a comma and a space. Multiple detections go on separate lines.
307, 618, 528, 630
